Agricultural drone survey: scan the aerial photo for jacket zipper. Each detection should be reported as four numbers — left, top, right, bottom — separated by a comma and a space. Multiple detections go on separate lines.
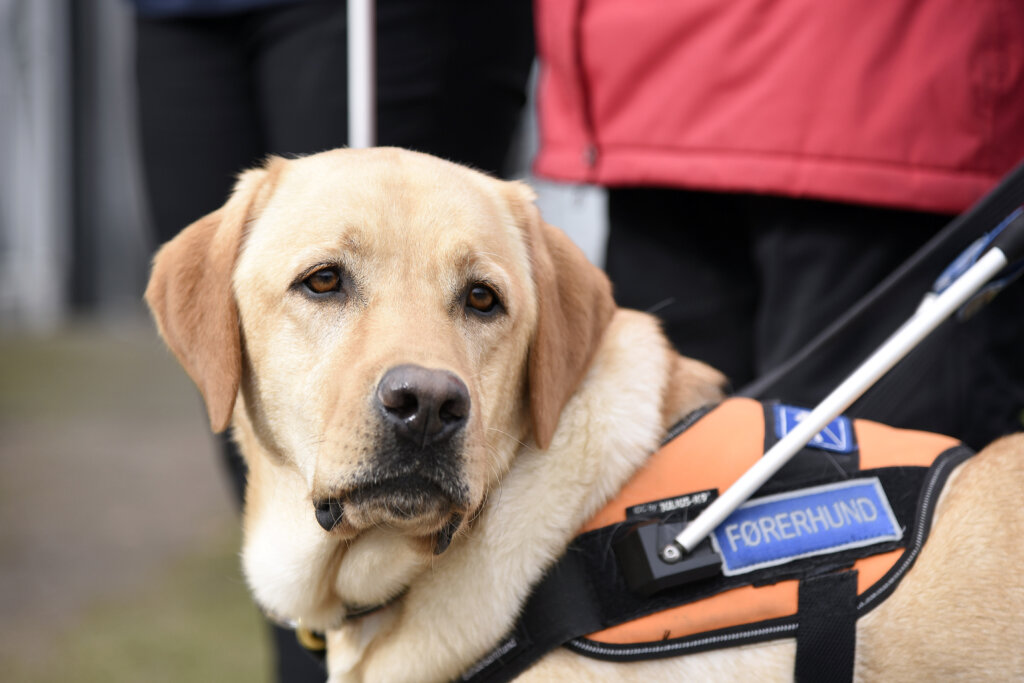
573, 0, 599, 175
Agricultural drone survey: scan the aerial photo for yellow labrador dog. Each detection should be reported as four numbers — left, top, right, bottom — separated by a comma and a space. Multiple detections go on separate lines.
146, 148, 1024, 681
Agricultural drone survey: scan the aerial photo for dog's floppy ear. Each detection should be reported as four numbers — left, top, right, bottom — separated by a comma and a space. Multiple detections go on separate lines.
507, 183, 616, 450
145, 158, 284, 433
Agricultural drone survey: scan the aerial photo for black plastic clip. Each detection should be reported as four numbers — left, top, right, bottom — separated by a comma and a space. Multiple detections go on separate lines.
613, 489, 724, 596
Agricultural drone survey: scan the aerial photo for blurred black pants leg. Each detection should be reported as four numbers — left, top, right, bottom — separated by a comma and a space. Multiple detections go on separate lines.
137, 0, 534, 242
607, 190, 966, 438
608, 187, 1024, 446
606, 189, 760, 389
136, 2, 533, 681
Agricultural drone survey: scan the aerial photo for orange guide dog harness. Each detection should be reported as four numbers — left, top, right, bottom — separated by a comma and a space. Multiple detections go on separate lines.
460, 398, 975, 682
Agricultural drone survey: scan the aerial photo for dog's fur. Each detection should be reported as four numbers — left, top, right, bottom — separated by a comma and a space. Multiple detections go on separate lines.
147, 148, 1024, 681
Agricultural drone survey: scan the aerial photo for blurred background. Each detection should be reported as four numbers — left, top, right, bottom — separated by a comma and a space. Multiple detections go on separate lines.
0, 1, 600, 680
1, 2, 267, 679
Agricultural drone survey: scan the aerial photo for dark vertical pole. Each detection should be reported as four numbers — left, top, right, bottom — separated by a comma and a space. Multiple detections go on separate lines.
68, 0, 97, 311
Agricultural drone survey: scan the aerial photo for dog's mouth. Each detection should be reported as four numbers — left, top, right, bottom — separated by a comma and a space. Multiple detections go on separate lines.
348, 474, 455, 521
315, 473, 468, 551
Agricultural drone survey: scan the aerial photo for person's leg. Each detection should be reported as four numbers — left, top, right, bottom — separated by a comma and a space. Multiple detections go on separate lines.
250, 0, 351, 156
426, 0, 535, 175
253, 0, 534, 176
749, 197, 978, 437
137, 15, 326, 680
605, 188, 758, 390
964, 274, 1024, 447
751, 198, 946, 376
135, 13, 257, 507
135, 15, 263, 243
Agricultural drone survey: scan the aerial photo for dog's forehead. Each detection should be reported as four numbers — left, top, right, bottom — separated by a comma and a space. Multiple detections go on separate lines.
245, 149, 528, 276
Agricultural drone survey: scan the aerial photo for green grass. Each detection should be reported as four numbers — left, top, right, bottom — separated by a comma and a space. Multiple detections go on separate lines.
0, 321, 196, 421
3, 527, 270, 683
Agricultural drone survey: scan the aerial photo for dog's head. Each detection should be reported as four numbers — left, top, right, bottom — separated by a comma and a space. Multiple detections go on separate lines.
145, 148, 614, 628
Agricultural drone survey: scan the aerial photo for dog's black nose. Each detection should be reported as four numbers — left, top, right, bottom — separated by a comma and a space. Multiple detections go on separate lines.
376, 365, 470, 447
314, 498, 344, 531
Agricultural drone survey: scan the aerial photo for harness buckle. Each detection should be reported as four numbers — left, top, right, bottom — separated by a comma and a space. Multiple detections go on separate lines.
295, 622, 327, 652
614, 488, 725, 597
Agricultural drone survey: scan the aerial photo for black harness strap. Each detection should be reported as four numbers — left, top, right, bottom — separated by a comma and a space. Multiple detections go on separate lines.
457, 550, 604, 682
796, 570, 858, 683
458, 445, 975, 682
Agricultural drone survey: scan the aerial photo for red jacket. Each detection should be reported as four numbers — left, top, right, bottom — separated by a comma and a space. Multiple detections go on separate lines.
534, 0, 1024, 214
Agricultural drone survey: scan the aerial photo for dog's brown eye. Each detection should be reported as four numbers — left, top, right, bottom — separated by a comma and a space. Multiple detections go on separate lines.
304, 267, 341, 294
466, 284, 499, 314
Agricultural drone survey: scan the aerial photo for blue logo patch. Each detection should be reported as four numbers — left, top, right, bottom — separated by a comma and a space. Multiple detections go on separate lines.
710, 478, 902, 576
774, 404, 855, 453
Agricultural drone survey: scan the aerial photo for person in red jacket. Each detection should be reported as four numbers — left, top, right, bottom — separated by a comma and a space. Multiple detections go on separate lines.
534, 0, 1024, 448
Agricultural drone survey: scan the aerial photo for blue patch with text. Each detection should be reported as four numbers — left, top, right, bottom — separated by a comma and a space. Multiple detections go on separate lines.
774, 404, 856, 453
710, 478, 902, 576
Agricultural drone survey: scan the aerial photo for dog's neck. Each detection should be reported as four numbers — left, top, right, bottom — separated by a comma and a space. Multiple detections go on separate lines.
327, 310, 724, 682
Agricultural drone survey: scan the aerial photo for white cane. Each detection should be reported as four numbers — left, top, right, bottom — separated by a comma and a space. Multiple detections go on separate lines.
672, 209, 1024, 557
348, 0, 376, 148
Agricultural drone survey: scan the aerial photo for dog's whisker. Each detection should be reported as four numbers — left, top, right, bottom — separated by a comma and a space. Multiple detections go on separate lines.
485, 426, 532, 451
477, 445, 507, 517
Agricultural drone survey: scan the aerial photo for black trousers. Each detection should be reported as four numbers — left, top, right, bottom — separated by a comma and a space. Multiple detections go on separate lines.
606, 187, 1024, 449
135, 2, 533, 680
137, 0, 534, 243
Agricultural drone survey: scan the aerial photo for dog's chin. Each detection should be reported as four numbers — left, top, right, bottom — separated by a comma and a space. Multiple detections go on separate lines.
342, 475, 465, 535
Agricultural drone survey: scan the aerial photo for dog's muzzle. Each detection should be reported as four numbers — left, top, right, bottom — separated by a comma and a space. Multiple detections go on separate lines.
312, 364, 471, 534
